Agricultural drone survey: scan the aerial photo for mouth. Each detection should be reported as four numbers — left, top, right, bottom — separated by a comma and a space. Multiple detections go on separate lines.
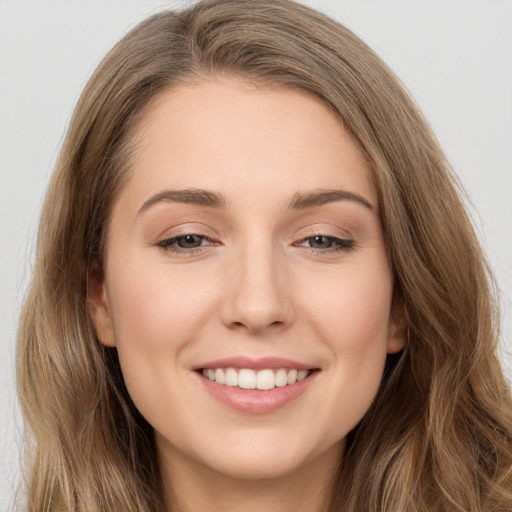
194, 357, 320, 414
197, 367, 316, 390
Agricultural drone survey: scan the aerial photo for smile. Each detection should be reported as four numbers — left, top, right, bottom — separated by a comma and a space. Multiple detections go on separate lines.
201, 367, 311, 390
195, 357, 319, 414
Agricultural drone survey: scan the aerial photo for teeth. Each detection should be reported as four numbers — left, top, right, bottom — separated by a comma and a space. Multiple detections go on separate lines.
239, 369, 256, 389
215, 368, 225, 384
225, 368, 238, 386
275, 368, 288, 387
256, 369, 275, 390
201, 367, 311, 390
287, 369, 297, 385
297, 370, 309, 381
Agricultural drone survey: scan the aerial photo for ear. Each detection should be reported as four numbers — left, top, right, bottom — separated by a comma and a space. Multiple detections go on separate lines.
386, 294, 408, 354
87, 261, 116, 347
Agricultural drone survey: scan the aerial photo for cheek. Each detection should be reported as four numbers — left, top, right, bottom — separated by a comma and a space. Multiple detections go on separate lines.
300, 262, 392, 424
105, 258, 219, 399
306, 262, 393, 354
109, 257, 217, 343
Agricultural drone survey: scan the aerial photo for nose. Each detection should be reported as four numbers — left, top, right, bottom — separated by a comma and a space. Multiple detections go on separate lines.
220, 242, 294, 335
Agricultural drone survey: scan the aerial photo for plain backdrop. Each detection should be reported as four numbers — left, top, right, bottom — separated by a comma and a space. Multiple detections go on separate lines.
1, 0, 511, 508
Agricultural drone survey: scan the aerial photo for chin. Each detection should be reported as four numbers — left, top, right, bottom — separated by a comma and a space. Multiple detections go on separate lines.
204, 451, 310, 481
189, 429, 336, 481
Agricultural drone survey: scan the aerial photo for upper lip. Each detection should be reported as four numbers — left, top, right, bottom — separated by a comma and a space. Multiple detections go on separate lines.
193, 356, 316, 371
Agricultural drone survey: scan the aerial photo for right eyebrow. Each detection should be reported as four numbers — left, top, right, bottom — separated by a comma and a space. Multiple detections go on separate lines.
136, 189, 228, 217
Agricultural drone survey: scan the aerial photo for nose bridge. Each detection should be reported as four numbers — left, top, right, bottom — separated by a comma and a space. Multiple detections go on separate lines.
222, 231, 292, 334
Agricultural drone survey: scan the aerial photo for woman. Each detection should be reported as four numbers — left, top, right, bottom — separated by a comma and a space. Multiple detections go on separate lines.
16, 0, 512, 510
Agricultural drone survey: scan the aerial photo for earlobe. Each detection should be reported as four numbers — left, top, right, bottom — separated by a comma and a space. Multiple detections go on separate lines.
387, 329, 407, 354
386, 297, 408, 354
87, 262, 116, 347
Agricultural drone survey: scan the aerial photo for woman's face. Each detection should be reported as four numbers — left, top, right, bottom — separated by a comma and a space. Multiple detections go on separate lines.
89, 78, 405, 481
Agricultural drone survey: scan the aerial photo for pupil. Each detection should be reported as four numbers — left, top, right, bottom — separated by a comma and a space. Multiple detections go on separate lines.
178, 235, 201, 248
313, 236, 330, 249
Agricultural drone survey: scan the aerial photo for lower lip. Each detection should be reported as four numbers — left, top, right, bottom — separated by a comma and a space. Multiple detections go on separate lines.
196, 371, 318, 414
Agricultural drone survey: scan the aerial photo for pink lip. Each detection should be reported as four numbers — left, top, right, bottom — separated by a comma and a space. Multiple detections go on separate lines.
195, 368, 319, 414
193, 356, 315, 371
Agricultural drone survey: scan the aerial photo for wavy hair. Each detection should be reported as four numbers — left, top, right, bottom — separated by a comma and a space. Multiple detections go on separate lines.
17, 0, 512, 510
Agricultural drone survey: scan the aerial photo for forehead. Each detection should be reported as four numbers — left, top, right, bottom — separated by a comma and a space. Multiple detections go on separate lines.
119, 77, 377, 213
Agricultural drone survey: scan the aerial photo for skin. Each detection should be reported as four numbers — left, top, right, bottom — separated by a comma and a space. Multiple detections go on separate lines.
89, 78, 406, 512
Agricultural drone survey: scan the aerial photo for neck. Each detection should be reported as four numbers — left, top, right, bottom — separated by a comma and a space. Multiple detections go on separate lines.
159, 441, 342, 512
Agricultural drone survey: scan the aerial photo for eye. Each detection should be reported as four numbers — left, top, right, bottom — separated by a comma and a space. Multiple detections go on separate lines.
297, 235, 354, 253
156, 234, 215, 254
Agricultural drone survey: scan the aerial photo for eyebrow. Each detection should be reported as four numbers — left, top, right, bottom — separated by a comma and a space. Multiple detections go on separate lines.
137, 187, 374, 216
286, 189, 374, 211
137, 189, 227, 216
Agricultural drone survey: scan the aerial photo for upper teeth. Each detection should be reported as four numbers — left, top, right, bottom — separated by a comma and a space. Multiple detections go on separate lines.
201, 368, 310, 390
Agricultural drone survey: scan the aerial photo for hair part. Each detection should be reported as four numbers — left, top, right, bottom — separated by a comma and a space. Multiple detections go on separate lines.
17, 1, 512, 510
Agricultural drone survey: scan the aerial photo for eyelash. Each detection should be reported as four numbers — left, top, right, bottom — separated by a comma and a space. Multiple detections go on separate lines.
295, 235, 354, 254
157, 234, 216, 255
156, 233, 354, 256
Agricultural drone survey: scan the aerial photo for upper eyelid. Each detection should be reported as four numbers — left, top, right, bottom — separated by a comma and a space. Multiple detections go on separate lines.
153, 218, 352, 240
161, 223, 351, 238
296, 223, 353, 239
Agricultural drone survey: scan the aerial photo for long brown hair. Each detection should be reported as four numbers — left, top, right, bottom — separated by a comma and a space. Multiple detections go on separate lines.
17, 1, 512, 510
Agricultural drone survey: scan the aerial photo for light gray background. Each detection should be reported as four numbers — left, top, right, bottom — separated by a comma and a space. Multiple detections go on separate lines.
1, 1, 511, 509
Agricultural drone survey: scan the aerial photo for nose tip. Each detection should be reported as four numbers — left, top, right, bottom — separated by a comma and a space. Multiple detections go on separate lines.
230, 318, 284, 336
220, 254, 293, 335
228, 306, 286, 335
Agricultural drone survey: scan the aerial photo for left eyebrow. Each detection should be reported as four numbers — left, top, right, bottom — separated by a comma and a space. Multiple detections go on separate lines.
286, 190, 374, 211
